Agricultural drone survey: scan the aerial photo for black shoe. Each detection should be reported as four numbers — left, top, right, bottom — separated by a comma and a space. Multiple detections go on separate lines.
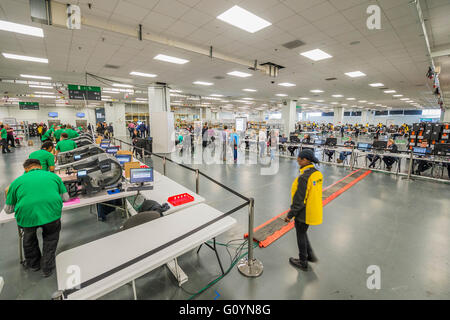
307, 253, 319, 263
43, 269, 53, 277
289, 257, 309, 271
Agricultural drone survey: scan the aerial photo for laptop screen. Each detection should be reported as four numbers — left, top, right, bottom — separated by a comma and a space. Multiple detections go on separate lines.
413, 147, 427, 155
115, 154, 131, 165
130, 168, 154, 184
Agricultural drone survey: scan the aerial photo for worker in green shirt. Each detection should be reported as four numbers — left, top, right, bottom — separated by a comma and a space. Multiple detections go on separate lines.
1, 124, 11, 153
4, 158, 69, 277
53, 126, 64, 142
41, 127, 53, 143
55, 132, 77, 155
29, 141, 55, 172
64, 124, 79, 139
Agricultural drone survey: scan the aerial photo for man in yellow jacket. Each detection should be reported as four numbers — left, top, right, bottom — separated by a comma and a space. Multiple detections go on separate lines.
285, 149, 323, 271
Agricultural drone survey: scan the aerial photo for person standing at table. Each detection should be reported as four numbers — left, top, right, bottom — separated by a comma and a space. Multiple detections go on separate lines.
41, 126, 53, 143
64, 125, 79, 139
1, 124, 11, 153
285, 149, 322, 271
29, 141, 55, 172
53, 125, 63, 143
55, 132, 77, 155
4, 159, 69, 277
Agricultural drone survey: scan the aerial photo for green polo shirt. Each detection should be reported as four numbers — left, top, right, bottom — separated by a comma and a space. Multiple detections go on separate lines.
54, 129, 64, 141
65, 129, 79, 139
56, 139, 77, 152
29, 149, 55, 171
6, 169, 67, 227
41, 129, 52, 141
1, 128, 6, 139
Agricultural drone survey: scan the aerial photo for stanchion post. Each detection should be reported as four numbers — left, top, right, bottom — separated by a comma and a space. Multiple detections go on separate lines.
350, 146, 355, 171
406, 149, 414, 180
195, 169, 199, 194
237, 198, 263, 277
163, 157, 166, 176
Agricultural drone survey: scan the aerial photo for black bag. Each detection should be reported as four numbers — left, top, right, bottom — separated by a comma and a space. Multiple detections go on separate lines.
138, 199, 170, 215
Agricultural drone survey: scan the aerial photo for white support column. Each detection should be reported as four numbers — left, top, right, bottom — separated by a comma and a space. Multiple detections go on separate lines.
282, 100, 296, 136
361, 110, 368, 125
148, 85, 175, 154
104, 102, 126, 138
442, 108, 450, 122
333, 107, 344, 125
205, 108, 212, 121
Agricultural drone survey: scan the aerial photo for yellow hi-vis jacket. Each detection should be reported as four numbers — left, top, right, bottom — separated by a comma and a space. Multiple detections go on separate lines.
287, 164, 323, 225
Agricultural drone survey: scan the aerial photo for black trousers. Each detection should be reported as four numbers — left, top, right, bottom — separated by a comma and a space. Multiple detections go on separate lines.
324, 150, 335, 161
7, 135, 15, 147
22, 219, 61, 272
367, 154, 380, 168
294, 220, 313, 262
1, 139, 10, 152
383, 156, 397, 167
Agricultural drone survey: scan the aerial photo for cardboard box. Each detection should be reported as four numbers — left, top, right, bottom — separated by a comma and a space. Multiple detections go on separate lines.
124, 161, 141, 178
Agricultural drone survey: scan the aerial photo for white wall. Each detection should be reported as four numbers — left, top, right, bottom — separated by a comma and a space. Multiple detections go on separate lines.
0, 105, 96, 126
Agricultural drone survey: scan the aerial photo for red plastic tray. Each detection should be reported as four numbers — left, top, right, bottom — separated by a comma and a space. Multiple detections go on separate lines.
167, 193, 194, 206
140, 165, 149, 168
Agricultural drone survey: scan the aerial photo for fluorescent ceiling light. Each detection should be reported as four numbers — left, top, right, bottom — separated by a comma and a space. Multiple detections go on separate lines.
346, 98, 356, 100
332, 94, 343, 97
278, 82, 296, 87
300, 97, 309, 100
393, 94, 403, 97
300, 49, 332, 61
243, 98, 253, 100
345, 71, 366, 78
135, 98, 147, 101
103, 90, 121, 94
316, 100, 324, 102
243, 88, 257, 92
310, 89, 324, 93
170, 89, 182, 93
330, 102, 339, 105
193, 81, 213, 86
210, 94, 224, 97
276, 94, 287, 97
227, 71, 252, 78
0, 20, 44, 37
29, 85, 52, 89
341, 104, 348, 106
384, 90, 396, 93
21, 74, 51, 80
2, 53, 48, 63
358, 100, 367, 103
130, 71, 157, 78
400, 98, 409, 101
217, 5, 271, 33
369, 83, 384, 87
154, 54, 189, 64
112, 83, 133, 88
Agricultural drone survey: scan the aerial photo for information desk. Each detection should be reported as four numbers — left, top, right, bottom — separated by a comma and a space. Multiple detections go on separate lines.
56, 203, 236, 300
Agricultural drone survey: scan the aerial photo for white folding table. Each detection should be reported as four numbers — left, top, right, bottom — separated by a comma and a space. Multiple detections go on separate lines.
55, 203, 236, 300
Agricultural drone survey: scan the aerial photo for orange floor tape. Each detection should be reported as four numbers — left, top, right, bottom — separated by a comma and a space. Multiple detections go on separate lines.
245, 169, 372, 248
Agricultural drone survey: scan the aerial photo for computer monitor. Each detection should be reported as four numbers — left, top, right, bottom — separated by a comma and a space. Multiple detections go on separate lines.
279, 137, 288, 143
106, 147, 119, 154
357, 143, 372, 151
115, 154, 131, 165
100, 142, 110, 149
77, 170, 87, 178
74, 154, 81, 161
434, 143, 450, 156
413, 147, 428, 156
325, 138, 337, 146
314, 139, 325, 146
372, 140, 387, 150
130, 168, 154, 184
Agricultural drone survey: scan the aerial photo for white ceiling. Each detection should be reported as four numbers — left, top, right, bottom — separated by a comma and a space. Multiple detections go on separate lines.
0, 0, 449, 113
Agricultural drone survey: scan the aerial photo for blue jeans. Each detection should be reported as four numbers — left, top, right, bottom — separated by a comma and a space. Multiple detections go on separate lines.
339, 151, 352, 161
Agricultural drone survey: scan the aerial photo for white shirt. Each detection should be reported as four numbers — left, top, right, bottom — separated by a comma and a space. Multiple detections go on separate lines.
259, 130, 266, 142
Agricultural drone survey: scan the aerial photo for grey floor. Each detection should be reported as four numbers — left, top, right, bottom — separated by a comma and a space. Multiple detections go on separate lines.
0, 137, 449, 300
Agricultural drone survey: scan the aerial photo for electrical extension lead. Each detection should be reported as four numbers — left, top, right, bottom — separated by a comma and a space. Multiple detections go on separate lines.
186, 242, 258, 300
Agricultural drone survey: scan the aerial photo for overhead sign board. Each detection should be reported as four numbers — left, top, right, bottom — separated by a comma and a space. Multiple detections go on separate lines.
19, 102, 39, 110
68, 84, 101, 101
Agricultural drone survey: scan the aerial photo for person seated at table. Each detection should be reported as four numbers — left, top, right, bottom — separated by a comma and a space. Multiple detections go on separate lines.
4, 159, 69, 277
414, 159, 433, 175
382, 139, 398, 171
367, 138, 382, 168
301, 134, 314, 152
337, 137, 355, 164
324, 135, 335, 162
55, 132, 77, 156
29, 141, 55, 172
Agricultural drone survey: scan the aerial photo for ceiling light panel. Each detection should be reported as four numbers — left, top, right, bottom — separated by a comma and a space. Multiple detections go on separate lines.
227, 71, 252, 78
369, 83, 384, 87
154, 54, 189, 64
345, 71, 366, 77
300, 49, 332, 61
2, 53, 48, 63
20, 74, 51, 80
130, 71, 157, 78
0, 20, 44, 37
217, 5, 272, 33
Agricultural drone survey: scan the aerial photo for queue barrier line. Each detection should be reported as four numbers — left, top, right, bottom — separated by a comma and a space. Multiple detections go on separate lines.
244, 169, 372, 248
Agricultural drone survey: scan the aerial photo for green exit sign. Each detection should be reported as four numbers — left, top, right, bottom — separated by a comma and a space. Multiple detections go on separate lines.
19, 102, 39, 110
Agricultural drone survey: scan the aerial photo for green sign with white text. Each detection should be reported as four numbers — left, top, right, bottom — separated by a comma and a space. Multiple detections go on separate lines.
68, 84, 102, 101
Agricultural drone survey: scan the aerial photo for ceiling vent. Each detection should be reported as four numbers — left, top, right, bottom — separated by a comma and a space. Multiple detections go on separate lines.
282, 40, 305, 49
213, 76, 225, 80
325, 77, 337, 81
349, 41, 360, 45
104, 64, 120, 69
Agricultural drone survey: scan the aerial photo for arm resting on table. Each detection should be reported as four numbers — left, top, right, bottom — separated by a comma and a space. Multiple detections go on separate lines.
61, 192, 70, 202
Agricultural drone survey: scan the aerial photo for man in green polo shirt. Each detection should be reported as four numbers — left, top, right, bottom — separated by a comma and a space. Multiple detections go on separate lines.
29, 141, 55, 172
41, 126, 53, 143
64, 124, 79, 139
55, 132, 77, 155
53, 126, 64, 142
5, 159, 69, 277
1, 124, 11, 153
